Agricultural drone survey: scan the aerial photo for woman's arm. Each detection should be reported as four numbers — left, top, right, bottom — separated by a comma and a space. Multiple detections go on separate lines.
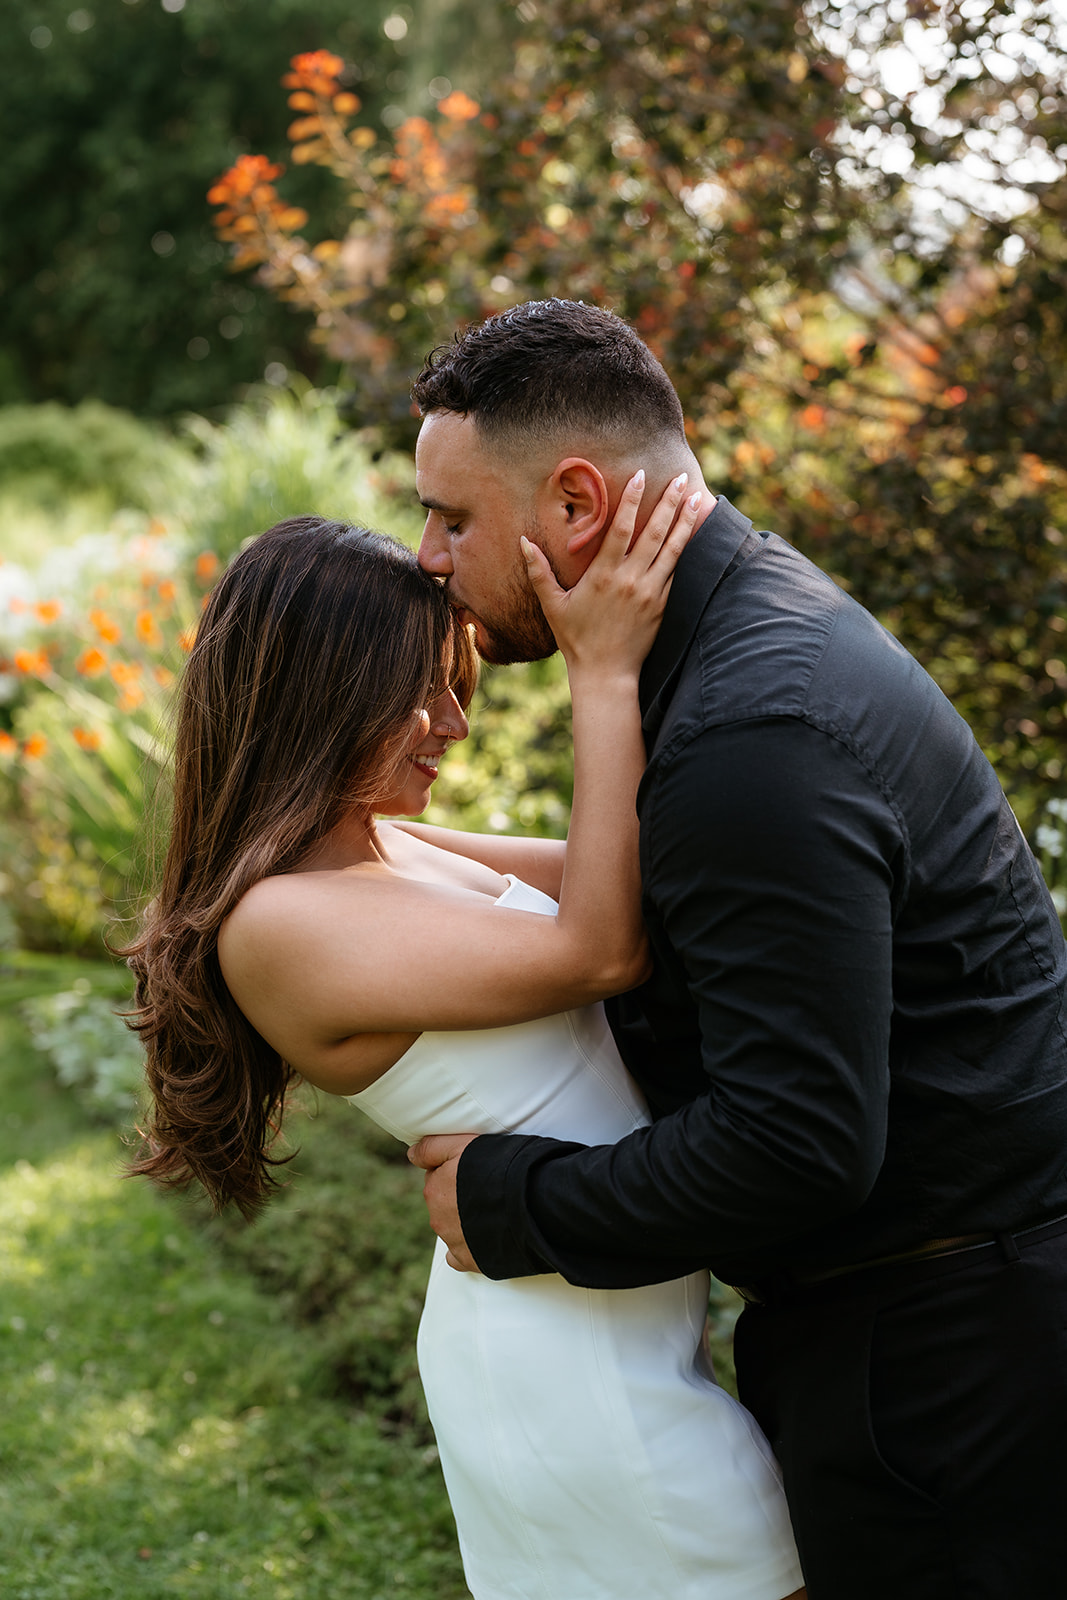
218, 474, 701, 1075
389, 822, 566, 900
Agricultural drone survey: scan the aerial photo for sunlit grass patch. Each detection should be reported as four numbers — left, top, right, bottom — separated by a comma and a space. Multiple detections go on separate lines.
0, 1016, 465, 1600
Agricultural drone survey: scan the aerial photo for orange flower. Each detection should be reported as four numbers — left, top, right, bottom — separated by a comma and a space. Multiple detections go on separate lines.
89, 608, 121, 644
73, 726, 102, 752
437, 91, 480, 122
177, 625, 197, 653
332, 92, 360, 115
157, 579, 177, 604
13, 646, 50, 676
942, 385, 968, 407
195, 550, 220, 584
208, 153, 284, 206
282, 50, 345, 97
110, 660, 143, 686
0, 730, 17, 757
276, 206, 309, 230
76, 646, 108, 677
135, 610, 164, 649
798, 404, 827, 431
392, 117, 447, 189
153, 665, 175, 688
34, 599, 62, 624
118, 685, 145, 712
22, 733, 47, 760
426, 190, 472, 226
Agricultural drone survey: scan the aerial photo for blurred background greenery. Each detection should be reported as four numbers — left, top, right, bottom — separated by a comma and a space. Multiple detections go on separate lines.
1, 0, 1065, 1592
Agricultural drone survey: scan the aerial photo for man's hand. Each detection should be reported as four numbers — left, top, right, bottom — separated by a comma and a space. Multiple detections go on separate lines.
407, 1133, 480, 1271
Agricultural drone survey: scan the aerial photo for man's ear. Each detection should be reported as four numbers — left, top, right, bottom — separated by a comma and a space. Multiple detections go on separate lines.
551, 458, 610, 557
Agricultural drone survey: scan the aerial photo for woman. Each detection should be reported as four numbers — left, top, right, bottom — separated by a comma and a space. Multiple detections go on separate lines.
126, 474, 805, 1600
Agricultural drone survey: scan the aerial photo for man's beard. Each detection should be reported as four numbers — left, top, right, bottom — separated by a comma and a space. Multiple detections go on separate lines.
454, 532, 563, 666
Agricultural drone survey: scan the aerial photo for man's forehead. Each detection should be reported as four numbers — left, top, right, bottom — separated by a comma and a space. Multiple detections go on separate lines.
417, 410, 476, 468
416, 411, 509, 496
417, 408, 477, 450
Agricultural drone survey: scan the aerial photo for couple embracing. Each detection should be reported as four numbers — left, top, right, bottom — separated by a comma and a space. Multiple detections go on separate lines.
130, 300, 1067, 1599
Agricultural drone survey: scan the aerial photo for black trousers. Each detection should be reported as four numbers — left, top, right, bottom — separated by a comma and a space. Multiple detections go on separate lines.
733, 1218, 1067, 1599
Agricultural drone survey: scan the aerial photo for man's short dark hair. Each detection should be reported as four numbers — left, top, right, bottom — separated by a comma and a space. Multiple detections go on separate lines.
412, 299, 686, 455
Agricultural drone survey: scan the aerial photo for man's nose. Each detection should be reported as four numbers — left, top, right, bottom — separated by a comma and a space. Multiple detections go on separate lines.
418, 517, 453, 576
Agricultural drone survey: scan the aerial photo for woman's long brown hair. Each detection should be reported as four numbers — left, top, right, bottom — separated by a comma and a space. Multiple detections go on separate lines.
122, 516, 477, 1218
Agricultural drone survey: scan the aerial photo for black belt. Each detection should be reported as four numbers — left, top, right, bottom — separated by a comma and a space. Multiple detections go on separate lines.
728, 1210, 1067, 1307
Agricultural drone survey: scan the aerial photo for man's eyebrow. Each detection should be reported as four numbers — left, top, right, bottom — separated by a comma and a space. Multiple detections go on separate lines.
419, 496, 463, 514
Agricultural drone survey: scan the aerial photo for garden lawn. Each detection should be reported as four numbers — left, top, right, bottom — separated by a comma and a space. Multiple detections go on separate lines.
0, 1012, 467, 1600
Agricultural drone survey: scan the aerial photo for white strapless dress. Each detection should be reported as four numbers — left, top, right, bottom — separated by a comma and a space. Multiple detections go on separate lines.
349, 876, 803, 1600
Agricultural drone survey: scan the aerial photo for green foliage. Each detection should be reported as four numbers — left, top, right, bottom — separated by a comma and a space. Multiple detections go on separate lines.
0, 398, 183, 515
1, 682, 168, 953
0, 0, 431, 416
0, 946, 131, 1002
1033, 796, 1067, 924
20, 983, 143, 1120
178, 383, 425, 562
0, 388, 427, 955
0, 1011, 466, 1600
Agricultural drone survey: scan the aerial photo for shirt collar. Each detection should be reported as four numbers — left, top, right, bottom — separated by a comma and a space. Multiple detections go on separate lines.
639, 495, 756, 740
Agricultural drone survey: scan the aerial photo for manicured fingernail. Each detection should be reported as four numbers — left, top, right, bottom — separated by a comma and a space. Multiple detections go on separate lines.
674, 473, 689, 491
519, 535, 533, 557
688, 492, 701, 510
631, 469, 645, 489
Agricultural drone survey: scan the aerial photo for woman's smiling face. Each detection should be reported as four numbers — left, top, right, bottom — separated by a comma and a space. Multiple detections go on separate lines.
372, 685, 470, 817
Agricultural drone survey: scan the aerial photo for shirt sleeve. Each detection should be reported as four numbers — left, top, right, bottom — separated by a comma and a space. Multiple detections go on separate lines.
457, 718, 904, 1287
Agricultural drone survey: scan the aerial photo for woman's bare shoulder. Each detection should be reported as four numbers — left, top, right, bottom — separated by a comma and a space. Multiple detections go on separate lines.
219, 863, 486, 969
219, 866, 375, 971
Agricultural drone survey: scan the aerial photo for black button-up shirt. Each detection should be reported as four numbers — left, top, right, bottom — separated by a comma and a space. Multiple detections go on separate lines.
458, 498, 1067, 1288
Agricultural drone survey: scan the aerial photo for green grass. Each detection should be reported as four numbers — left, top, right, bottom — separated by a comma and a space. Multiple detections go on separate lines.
0, 1012, 466, 1600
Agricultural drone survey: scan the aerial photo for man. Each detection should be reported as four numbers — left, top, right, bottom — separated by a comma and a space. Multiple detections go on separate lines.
408, 298, 1067, 1597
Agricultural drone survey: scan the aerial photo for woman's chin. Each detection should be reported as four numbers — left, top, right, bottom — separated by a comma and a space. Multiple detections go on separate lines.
374, 786, 432, 819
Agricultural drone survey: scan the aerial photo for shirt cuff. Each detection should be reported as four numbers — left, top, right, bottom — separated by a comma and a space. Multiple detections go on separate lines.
457, 1133, 584, 1279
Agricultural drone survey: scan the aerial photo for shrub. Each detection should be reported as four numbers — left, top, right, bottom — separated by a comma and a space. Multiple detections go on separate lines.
0, 400, 183, 514
19, 983, 144, 1122
177, 383, 425, 562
